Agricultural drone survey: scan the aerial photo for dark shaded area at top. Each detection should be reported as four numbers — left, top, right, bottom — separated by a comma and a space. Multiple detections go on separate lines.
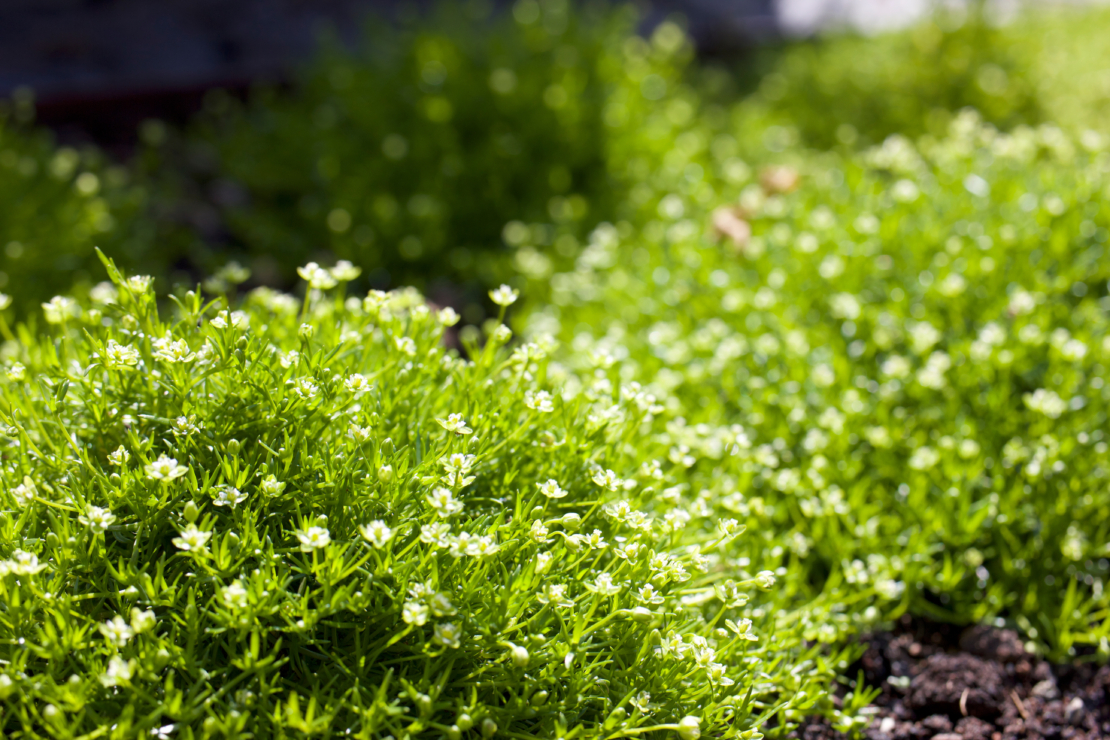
1, 0, 777, 152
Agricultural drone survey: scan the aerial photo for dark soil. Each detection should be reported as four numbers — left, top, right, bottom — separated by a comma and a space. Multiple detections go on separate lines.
790, 616, 1110, 740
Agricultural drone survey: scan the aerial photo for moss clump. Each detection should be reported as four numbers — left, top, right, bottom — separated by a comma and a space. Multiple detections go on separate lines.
521, 112, 1110, 659
0, 256, 856, 737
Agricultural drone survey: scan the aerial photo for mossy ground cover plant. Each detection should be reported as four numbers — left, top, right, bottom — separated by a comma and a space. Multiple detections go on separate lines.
3, 1, 1110, 736
0, 256, 867, 738
520, 111, 1110, 660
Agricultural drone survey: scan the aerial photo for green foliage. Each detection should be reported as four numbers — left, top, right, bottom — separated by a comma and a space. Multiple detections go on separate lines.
4, 1, 1110, 733
0, 95, 149, 316
729, 3, 1110, 153
147, 2, 693, 302
0, 258, 859, 737
519, 111, 1110, 660
738, 5, 1045, 150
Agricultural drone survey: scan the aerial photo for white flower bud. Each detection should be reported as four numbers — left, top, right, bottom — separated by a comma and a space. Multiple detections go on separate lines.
677, 715, 701, 740
509, 644, 530, 667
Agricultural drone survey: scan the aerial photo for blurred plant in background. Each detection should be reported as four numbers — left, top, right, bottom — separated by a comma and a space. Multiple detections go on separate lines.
734, 3, 1045, 149
0, 91, 150, 317
137, 1, 695, 318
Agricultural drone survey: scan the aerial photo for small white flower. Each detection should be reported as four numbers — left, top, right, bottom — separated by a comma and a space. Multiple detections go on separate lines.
221, 580, 250, 610
172, 416, 201, 437
103, 340, 140, 369
537, 479, 567, 499
349, 424, 374, 443
630, 691, 651, 713
430, 592, 456, 617
754, 570, 776, 589
100, 656, 135, 687
359, 520, 394, 548
489, 284, 519, 307
394, 336, 417, 356
131, 608, 156, 634
297, 262, 338, 290
6, 363, 26, 382
1024, 388, 1067, 419
1, 549, 48, 575
345, 373, 370, 393
538, 583, 574, 608
638, 583, 665, 605
436, 414, 473, 435
909, 446, 939, 471
330, 260, 362, 282
402, 601, 429, 626
210, 310, 249, 331
108, 446, 130, 466
42, 296, 78, 324
296, 526, 331, 552
468, 535, 501, 558
908, 321, 941, 355
535, 550, 554, 575
11, 482, 36, 508
99, 616, 135, 647
1008, 288, 1037, 316
588, 573, 622, 596
152, 337, 196, 364
524, 390, 554, 413
79, 505, 116, 532
958, 439, 981, 459
705, 662, 735, 686
530, 520, 550, 542
1062, 338, 1088, 362
585, 529, 607, 549
172, 524, 212, 552
433, 622, 462, 648
126, 275, 154, 294
726, 618, 758, 641
438, 307, 460, 326
90, 281, 118, 305
441, 453, 477, 488
260, 475, 286, 496
420, 523, 452, 548
591, 468, 623, 492
426, 487, 464, 518
291, 377, 319, 399
279, 349, 300, 369
212, 486, 248, 508
145, 455, 189, 482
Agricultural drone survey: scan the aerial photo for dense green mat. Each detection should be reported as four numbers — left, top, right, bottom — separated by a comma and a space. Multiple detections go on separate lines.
2, 1, 1110, 737
0, 257, 861, 737
0, 93, 149, 316
520, 111, 1110, 659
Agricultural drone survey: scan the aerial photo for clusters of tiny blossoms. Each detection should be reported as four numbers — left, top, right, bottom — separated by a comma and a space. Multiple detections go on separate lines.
0, 259, 806, 739
522, 112, 1110, 661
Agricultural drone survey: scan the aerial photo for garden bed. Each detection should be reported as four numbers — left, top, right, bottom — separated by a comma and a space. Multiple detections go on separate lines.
792, 618, 1110, 740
